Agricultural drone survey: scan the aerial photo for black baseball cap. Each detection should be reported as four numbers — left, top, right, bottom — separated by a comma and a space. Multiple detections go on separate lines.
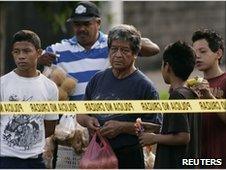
67, 1, 100, 22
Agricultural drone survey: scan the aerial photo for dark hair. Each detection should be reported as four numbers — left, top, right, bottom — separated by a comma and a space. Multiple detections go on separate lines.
12, 30, 41, 49
107, 24, 141, 55
163, 41, 196, 81
192, 29, 224, 56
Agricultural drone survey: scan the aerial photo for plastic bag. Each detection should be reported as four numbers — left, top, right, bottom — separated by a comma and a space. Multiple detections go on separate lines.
79, 131, 118, 169
42, 136, 56, 168
54, 115, 76, 141
69, 123, 89, 154
143, 145, 155, 169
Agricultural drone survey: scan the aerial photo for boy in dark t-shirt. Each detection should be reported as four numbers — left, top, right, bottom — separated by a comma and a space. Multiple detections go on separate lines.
138, 41, 198, 168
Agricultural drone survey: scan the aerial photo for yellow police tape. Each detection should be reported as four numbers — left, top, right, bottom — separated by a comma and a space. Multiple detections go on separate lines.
0, 99, 225, 115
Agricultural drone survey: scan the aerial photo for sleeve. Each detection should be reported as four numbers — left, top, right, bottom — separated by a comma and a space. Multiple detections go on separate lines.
45, 81, 59, 120
45, 45, 54, 53
169, 90, 185, 99
166, 114, 190, 133
166, 90, 190, 133
0, 78, 3, 101
141, 83, 163, 125
222, 74, 226, 98
44, 44, 58, 65
83, 74, 98, 100
83, 81, 92, 100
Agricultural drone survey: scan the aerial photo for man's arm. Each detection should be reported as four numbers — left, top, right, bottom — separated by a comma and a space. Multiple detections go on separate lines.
44, 120, 58, 138
100, 120, 137, 139
140, 38, 160, 57
76, 114, 100, 135
37, 52, 56, 67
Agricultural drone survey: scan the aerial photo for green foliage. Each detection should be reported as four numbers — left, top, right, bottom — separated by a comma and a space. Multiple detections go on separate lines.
35, 2, 75, 34
159, 90, 169, 100
35, 1, 100, 34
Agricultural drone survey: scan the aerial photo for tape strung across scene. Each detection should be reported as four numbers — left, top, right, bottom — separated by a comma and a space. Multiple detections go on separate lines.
0, 99, 225, 115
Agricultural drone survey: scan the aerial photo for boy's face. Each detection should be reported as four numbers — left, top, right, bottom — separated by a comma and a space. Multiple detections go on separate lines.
193, 39, 220, 71
161, 61, 170, 84
12, 41, 42, 72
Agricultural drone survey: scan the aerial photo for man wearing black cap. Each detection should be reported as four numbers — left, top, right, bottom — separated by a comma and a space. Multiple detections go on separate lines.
38, 1, 160, 101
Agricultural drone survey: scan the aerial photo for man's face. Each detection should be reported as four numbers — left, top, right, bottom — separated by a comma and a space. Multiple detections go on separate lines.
12, 41, 41, 72
72, 19, 101, 47
193, 39, 219, 71
109, 40, 136, 71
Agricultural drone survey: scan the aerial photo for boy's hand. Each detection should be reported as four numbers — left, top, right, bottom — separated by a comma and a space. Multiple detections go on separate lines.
190, 79, 215, 99
139, 132, 157, 147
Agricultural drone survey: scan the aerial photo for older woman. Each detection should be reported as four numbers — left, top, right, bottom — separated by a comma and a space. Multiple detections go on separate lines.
77, 24, 162, 169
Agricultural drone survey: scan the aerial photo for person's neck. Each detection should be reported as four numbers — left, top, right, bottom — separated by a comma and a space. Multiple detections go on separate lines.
82, 43, 94, 50
80, 33, 99, 50
203, 64, 223, 79
169, 76, 186, 91
14, 68, 39, 78
112, 66, 136, 79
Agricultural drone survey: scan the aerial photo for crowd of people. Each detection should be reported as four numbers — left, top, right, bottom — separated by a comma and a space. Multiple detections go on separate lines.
0, 1, 225, 169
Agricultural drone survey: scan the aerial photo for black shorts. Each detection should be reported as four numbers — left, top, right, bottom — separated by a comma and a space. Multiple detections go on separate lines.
0, 154, 46, 169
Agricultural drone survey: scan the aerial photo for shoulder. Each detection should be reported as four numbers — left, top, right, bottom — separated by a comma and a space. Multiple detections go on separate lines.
135, 70, 157, 87
39, 74, 58, 91
1, 71, 14, 83
99, 31, 108, 42
46, 36, 77, 52
221, 72, 226, 81
95, 32, 108, 49
170, 87, 197, 99
91, 68, 111, 81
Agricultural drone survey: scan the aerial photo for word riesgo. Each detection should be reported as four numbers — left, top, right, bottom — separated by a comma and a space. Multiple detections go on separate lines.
182, 159, 222, 166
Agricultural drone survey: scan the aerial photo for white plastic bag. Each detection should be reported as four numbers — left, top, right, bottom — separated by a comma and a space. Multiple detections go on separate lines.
42, 136, 55, 168
54, 115, 76, 141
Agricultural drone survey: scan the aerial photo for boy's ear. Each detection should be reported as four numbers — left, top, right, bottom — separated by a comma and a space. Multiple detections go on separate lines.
37, 49, 43, 57
216, 48, 223, 60
165, 62, 171, 73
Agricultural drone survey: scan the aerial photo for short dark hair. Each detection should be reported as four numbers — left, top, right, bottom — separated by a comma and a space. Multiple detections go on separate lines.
192, 29, 224, 56
107, 24, 141, 55
12, 30, 41, 49
163, 41, 196, 81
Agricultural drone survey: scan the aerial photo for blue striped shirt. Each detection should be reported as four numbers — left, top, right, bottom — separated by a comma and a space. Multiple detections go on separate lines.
45, 31, 109, 100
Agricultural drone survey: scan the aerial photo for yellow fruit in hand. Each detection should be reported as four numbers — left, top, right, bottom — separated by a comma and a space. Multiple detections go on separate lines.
187, 76, 203, 87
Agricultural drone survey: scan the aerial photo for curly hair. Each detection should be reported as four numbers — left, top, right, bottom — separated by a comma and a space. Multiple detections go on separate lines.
192, 29, 224, 54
